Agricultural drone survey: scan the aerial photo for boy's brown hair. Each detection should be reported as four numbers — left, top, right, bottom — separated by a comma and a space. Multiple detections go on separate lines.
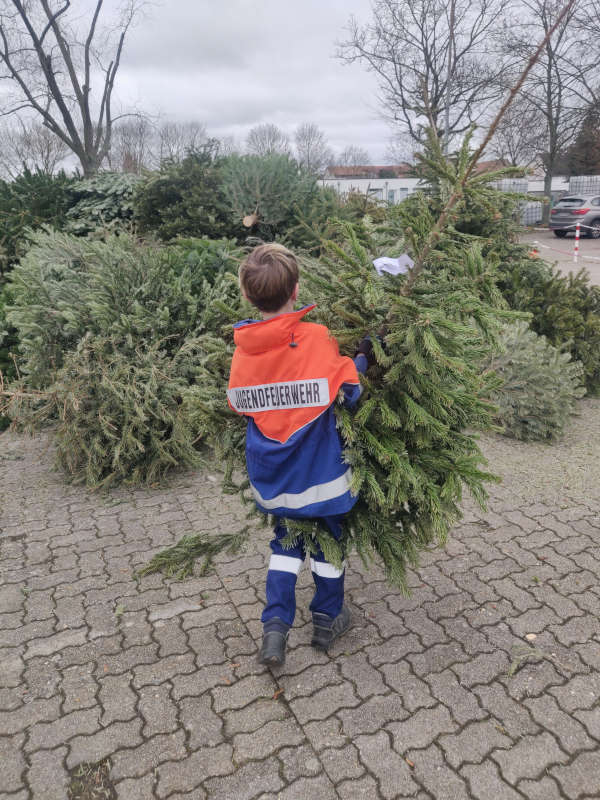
239, 243, 299, 313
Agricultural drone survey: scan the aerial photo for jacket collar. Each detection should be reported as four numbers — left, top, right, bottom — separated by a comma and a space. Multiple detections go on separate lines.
233, 304, 316, 354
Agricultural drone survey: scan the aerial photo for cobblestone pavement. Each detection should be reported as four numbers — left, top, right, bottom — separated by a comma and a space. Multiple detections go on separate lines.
1, 403, 600, 800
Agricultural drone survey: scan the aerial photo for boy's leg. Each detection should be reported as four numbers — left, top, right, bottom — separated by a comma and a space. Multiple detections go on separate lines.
309, 515, 351, 650
259, 520, 305, 665
262, 519, 305, 627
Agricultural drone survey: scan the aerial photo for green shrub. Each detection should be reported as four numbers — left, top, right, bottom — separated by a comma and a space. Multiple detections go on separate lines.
485, 320, 585, 441
65, 172, 143, 235
0, 169, 74, 277
133, 145, 234, 241
5, 229, 242, 388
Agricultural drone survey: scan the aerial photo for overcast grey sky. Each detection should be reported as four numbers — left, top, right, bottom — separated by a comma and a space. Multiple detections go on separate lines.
115, 0, 392, 161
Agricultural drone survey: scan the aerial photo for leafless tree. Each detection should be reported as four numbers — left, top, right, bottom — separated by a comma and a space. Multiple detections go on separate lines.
487, 97, 545, 168
501, 0, 599, 217
294, 123, 333, 175
246, 123, 291, 157
109, 115, 155, 173
0, 1, 143, 176
218, 134, 240, 156
337, 0, 507, 146
338, 145, 371, 166
156, 120, 208, 164
0, 117, 70, 178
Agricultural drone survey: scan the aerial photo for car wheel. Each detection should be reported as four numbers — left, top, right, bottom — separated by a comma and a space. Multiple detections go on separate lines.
553, 230, 568, 238
589, 219, 600, 239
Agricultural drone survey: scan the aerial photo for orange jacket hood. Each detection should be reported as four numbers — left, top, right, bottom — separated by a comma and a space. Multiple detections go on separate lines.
228, 305, 359, 443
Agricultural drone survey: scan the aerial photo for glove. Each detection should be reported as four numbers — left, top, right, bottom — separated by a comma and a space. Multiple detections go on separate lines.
355, 335, 376, 367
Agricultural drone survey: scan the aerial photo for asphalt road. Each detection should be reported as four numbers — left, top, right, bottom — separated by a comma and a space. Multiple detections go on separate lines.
521, 229, 600, 285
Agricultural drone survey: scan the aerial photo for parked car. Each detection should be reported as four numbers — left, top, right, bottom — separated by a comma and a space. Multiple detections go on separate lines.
549, 195, 600, 238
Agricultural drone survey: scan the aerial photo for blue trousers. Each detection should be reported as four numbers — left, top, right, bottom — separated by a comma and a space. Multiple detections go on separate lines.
262, 515, 346, 628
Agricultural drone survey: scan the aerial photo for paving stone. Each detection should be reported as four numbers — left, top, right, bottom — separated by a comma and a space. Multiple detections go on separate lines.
517, 776, 564, 800
338, 692, 408, 736
27, 746, 69, 800
111, 730, 187, 780
0, 732, 26, 793
338, 652, 387, 698
574, 707, 600, 740
233, 718, 304, 762
336, 773, 380, 799
355, 730, 419, 799
23, 656, 61, 699
132, 653, 195, 688
549, 673, 600, 713
171, 663, 234, 699
303, 716, 349, 751
523, 694, 594, 753
492, 731, 567, 783
96, 643, 159, 676
278, 662, 342, 701
1, 695, 61, 736
407, 743, 471, 800
98, 674, 137, 725
113, 774, 157, 800
439, 718, 512, 768
138, 681, 178, 736
550, 751, 600, 798
389, 704, 456, 751
223, 697, 289, 736
201, 755, 280, 800
289, 681, 360, 724
152, 619, 189, 658
453, 650, 510, 687
461, 761, 522, 800
407, 642, 469, 676
320, 743, 364, 783
550, 614, 600, 646
179, 693, 224, 747
181, 603, 239, 630
278, 743, 322, 782
423, 592, 478, 622
66, 719, 143, 769
364, 633, 423, 666
474, 683, 540, 737
381, 661, 437, 712
276, 775, 337, 800
211, 673, 275, 712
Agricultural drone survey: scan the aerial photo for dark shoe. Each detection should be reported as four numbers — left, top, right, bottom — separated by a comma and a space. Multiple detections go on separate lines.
311, 605, 352, 651
258, 622, 289, 666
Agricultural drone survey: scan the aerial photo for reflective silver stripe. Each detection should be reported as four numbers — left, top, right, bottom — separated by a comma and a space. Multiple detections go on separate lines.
251, 468, 352, 511
268, 554, 303, 575
310, 558, 345, 579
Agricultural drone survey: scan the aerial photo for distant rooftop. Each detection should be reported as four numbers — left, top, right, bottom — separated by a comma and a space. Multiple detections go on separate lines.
325, 164, 415, 179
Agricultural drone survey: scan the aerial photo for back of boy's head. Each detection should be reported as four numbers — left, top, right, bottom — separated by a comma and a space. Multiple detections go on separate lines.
239, 243, 299, 313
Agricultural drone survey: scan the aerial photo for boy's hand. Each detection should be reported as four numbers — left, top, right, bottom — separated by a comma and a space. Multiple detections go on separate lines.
355, 336, 376, 368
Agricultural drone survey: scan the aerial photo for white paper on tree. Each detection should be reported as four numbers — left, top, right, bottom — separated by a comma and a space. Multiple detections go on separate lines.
373, 254, 414, 276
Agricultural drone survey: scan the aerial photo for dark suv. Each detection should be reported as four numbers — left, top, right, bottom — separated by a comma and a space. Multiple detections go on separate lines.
549, 195, 600, 238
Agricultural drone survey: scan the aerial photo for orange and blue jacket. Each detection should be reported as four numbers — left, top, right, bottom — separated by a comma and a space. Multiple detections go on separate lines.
227, 305, 365, 518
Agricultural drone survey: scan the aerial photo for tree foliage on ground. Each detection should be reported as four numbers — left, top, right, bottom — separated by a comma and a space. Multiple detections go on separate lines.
484, 320, 585, 441
2, 229, 245, 486
133, 145, 234, 241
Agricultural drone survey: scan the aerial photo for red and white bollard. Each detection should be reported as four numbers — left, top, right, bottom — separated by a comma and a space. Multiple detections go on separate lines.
574, 222, 581, 264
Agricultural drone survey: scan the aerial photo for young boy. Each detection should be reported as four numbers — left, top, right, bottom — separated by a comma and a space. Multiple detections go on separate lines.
227, 243, 371, 666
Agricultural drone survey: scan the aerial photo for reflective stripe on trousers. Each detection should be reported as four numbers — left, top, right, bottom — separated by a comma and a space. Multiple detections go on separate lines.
261, 515, 346, 627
